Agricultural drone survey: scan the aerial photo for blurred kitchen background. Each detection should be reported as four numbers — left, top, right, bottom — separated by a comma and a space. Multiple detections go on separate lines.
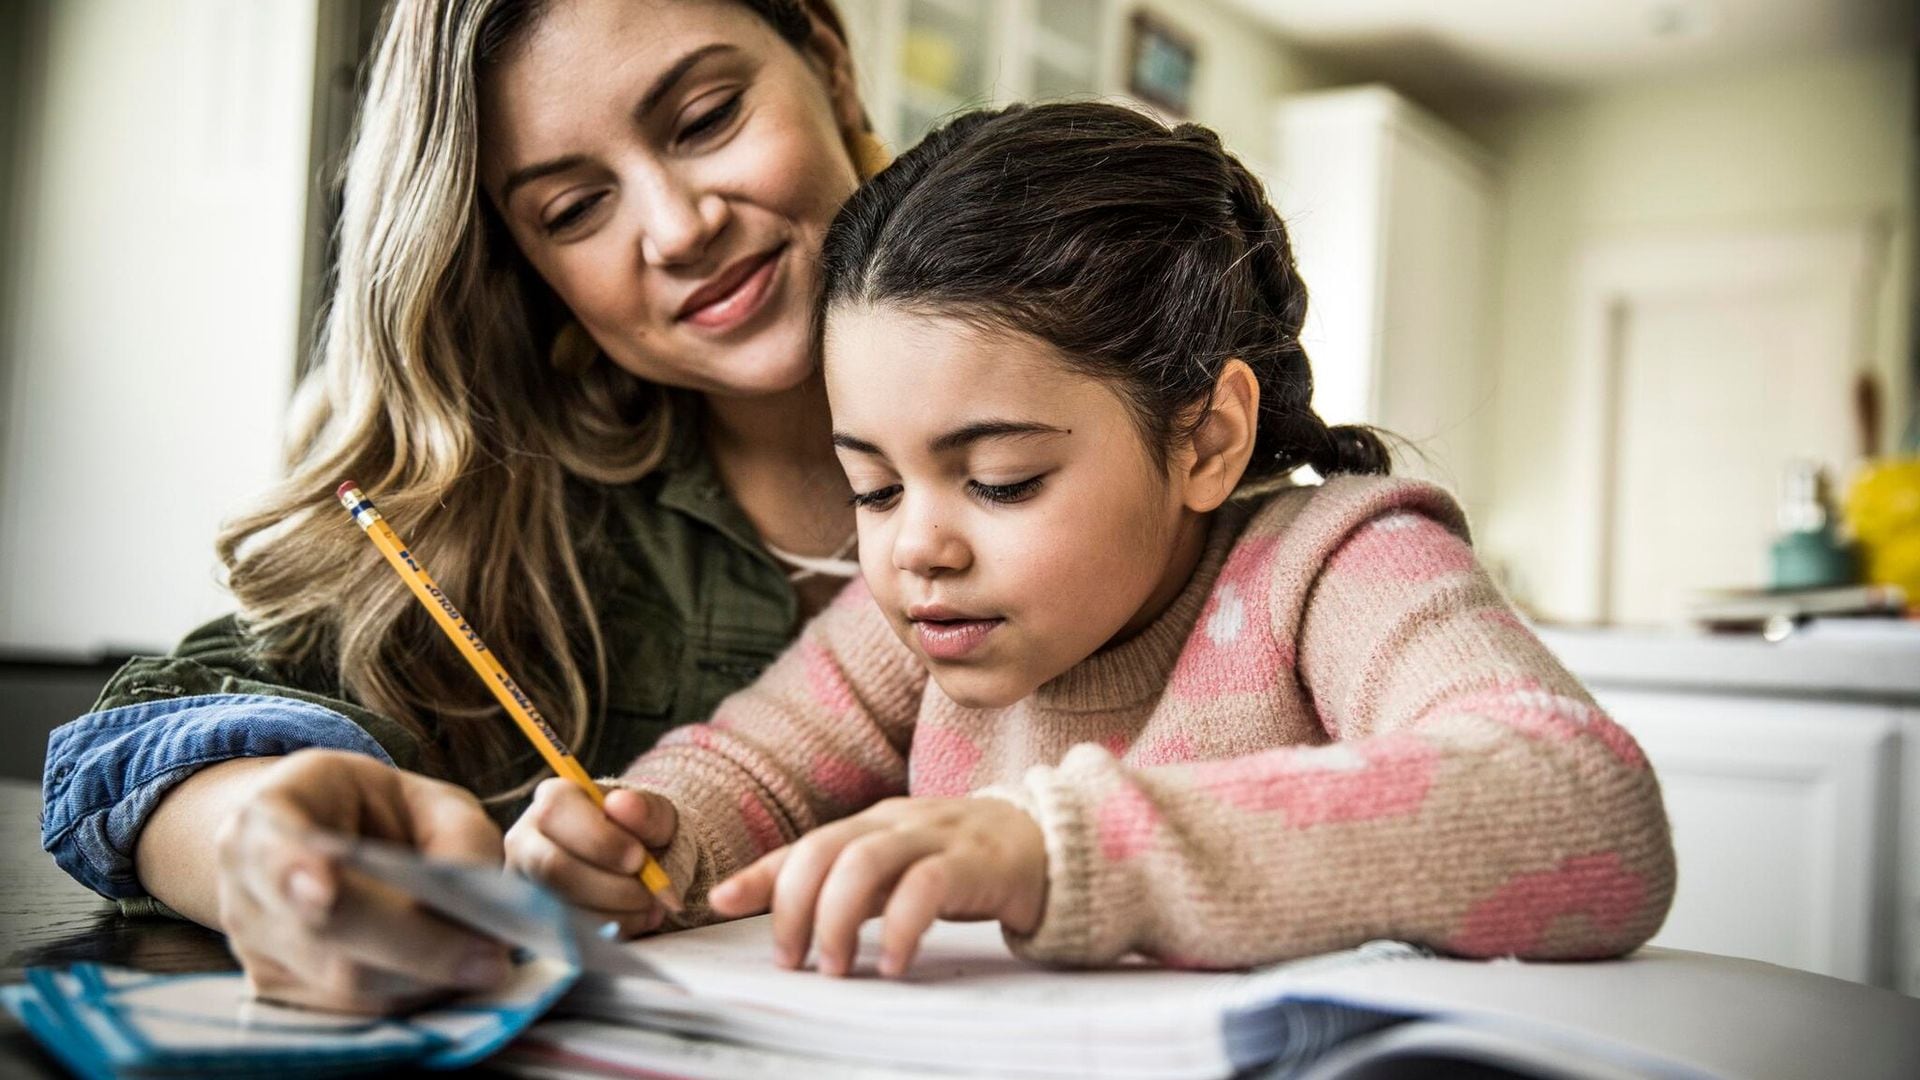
1, 0, 1917, 991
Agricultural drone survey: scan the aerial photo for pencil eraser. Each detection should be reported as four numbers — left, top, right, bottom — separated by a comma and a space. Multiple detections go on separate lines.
336, 481, 360, 500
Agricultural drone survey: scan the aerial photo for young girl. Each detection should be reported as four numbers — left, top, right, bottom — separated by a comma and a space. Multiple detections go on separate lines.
506, 102, 1676, 978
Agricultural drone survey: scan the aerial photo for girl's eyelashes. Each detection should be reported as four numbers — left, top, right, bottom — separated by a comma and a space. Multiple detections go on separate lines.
677, 90, 744, 146
848, 484, 902, 511
848, 475, 1048, 511
968, 476, 1045, 505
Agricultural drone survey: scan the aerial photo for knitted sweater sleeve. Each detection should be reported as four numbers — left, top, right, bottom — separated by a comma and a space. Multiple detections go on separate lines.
997, 479, 1676, 968
609, 581, 929, 926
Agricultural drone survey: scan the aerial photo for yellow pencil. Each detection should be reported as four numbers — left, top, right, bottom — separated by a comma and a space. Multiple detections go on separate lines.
335, 481, 680, 913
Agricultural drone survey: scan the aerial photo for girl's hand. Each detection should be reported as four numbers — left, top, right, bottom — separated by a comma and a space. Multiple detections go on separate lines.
214, 749, 511, 1015
504, 778, 679, 938
707, 797, 1047, 978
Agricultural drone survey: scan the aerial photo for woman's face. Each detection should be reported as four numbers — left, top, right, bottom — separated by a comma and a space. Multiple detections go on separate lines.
479, 0, 863, 397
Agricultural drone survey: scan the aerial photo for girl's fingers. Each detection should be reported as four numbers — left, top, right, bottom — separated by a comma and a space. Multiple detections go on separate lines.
766, 821, 877, 969
709, 846, 790, 918
811, 831, 933, 977
520, 779, 646, 874
506, 828, 656, 915
878, 856, 951, 978
603, 788, 678, 850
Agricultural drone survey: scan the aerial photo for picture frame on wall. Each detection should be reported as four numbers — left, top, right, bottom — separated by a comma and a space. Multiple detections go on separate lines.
1126, 11, 1198, 117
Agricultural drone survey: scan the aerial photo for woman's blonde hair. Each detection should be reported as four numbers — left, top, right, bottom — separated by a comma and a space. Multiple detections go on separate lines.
218, 0, 855, 798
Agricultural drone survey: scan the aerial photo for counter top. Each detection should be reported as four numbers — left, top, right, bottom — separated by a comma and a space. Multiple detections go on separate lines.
1536, 622, 1920, 702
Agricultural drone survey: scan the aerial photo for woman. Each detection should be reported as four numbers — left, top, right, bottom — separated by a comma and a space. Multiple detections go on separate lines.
41, 0, 883, 1014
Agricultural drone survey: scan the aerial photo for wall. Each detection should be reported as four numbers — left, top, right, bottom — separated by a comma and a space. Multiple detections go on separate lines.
1478, 50, 1916, 621
0, 0, 319, 654
833, 0, 1330, 172
1095, 0, 1340, 174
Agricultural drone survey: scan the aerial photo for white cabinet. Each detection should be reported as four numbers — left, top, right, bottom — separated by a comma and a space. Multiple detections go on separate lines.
1598, 688, 1903, 987
1541, 627, 1920, 994
1270, 86, 1496, 519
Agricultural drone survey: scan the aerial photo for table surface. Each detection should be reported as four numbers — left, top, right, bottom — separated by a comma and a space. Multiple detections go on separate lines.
0, 777, 513, 1078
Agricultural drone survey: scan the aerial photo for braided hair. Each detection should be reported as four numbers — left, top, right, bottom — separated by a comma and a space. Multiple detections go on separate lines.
820, 101, 1390, 481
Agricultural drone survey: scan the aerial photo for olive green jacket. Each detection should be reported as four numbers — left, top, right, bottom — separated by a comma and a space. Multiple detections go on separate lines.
44, 407, 806, 904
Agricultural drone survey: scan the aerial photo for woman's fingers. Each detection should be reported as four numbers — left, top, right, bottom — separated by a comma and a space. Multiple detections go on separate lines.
221, 841, 505, 1014
316, 867, 511, 990
402, 771, 504, 866
243, 949, 442, 1017
811, 831, 937, 977
251, 874, 508, 1013
219, 796, 340, 927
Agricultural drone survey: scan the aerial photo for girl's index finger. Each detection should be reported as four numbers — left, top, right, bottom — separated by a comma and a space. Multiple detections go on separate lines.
709, 846, 790, 919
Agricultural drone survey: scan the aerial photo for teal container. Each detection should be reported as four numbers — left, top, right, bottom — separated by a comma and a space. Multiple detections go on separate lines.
1770, 525, 1859, 591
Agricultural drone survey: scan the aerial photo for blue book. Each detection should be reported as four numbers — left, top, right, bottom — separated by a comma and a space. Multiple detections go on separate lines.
3, 840, 590, 1079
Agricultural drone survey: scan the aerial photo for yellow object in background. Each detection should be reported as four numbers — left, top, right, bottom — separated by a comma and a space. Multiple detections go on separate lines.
901, 28, 962, 94
1844, 458, 1920, 611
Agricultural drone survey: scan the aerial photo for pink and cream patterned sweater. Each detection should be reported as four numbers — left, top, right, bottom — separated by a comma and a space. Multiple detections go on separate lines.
618, 476, 1676, 968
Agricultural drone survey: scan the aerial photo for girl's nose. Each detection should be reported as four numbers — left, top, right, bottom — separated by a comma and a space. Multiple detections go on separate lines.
892, 503, 970, 579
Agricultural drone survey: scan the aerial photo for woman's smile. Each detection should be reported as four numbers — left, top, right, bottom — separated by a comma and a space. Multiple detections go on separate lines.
679, 243, 787, 332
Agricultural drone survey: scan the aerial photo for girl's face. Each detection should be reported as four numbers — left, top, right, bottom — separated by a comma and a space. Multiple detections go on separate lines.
479, 0, 862, 397
825, 307, 1209, 709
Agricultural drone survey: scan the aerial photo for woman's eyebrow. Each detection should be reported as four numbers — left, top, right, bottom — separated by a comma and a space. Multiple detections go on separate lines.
635, 43, 737, 120
498, 43, 738, 203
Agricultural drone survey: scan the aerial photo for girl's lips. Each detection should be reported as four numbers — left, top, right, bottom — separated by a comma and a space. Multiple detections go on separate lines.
913, 618, 1003, 662
680, 248, 782, 331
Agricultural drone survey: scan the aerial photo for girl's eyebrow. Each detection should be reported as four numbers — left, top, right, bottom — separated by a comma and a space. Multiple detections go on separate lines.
831, 421, 1069, 458
928, 420, 1069, 453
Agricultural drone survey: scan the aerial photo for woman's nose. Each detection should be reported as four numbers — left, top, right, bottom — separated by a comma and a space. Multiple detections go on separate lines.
892, 503, 970, 579
636, 173, 726, 268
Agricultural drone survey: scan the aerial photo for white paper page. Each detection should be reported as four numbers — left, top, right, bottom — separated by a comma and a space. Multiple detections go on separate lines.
562, 918, 1419, 1080
1277, 947, 1920, 1080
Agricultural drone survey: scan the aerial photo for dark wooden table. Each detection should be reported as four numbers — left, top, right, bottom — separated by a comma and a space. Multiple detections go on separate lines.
0, 777, 234, 1076
0, 778, 519, 1078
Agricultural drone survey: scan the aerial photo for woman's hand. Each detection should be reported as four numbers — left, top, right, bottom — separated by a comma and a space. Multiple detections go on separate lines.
504, 779, 679, 938
210, 749, 510, 1015
708, 796, 1047, 978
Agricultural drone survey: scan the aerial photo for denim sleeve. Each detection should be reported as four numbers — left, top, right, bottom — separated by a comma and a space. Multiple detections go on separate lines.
40, 694, 396, 902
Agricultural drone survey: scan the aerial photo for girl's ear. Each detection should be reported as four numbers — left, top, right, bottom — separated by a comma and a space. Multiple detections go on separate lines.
1181, 359, 1260, 513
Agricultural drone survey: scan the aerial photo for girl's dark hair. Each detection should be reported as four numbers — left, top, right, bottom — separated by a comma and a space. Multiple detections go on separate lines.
821, 102, 1391, 482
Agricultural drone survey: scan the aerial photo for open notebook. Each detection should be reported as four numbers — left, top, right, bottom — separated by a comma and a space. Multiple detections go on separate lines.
9, 840, 1917, 1079
509, 916, 1920, 1080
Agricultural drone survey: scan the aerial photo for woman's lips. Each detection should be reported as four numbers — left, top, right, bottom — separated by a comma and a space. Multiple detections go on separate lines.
679, 248, 783, 331
913, 618, 1003, 661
